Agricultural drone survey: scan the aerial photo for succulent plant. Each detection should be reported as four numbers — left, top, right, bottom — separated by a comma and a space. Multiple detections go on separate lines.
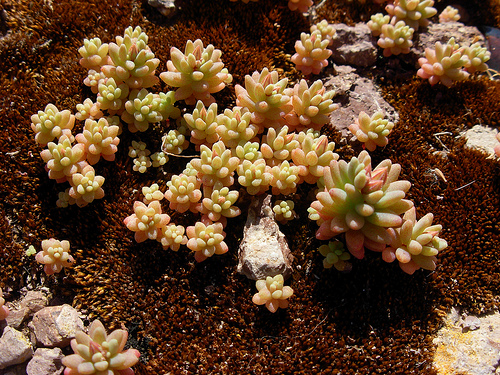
164, 173, 202, 213
237, 158, 272, 195
377, 21, 414, 57
270, 160, 300, 195
186, 220, 228, 262
159, 224, 188, 251
75, 98, 103, 121
367, 13, 391, 36
159, 39, 232, 105
272, 200, 296, 223
385, 0, 437, 31
308, 150, 413, 259
200, 182, 241, 222
417, 38, 470, 87
128, 141, 152, 173
102, 26, 160, 90
0, 287, 9, 321
78, 37, 110, 70
216, 107, 259, 148
124, 200, 170, 243
161, 129, 189, 155
97, 77, 130, 113
310, 20, 336, 44
151, 151, 168, 167
40, 135, 86, 183
283, 79, 338, 131
121, 89, 163, 132
252, 274, 294, 313
183, 101, 220, 149
318, 241, 351, 271
190, 141, 240, 187
291, 133, 338, 184
261, 125, 299, 167
291, 30, 332, 76
348, 111, 395, 151
62, 319, 140, 375
69, 165, 105, 207
84, 69, 106, 94
439, 5, 460, 23
463, 42, 491, 73
383, 207, 448, 274
141, 183, 164, 204
56, 188, 74, 208
235, 67, 291, 130
75, 118, 120, 165
35, 238, 75, 275
31, 103, 76, 146
235, 140, 263, 162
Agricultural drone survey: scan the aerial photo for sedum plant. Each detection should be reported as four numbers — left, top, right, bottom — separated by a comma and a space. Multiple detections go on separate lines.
273, 199, 296, 223
308, 150, 413, 259
463, 42, 491, 74
270, 160, 300, 196
183, 101, 220, 149
417, 38, 470, 87
40, 135, 86, 183
162, 129, 189, 155
261, 125, 299, 167
283, 79, 338, 131
0, 287, 8, 320
291, 30, 332, 76
348, 111, 395, 151
78, 37, 110, 70
216, 107, 259, 148
160, 39, 233, 106
31, 103, 76, 146
235, 67, 291, 131
200, 182, 241, 223
75, 118, 120, 165
121, 89, 163, 132
124, 200, 170, 243
310, 20, 336, 44
385, 0, 437, 31
252, 274, 294, 313
318, 241, 351, 271
97, 77, 129, 113
439, 5, 460, 23
367, 13, 391, 36
164, 173, 202, 213
141, 183, 164, 204
377, 21, 414, 57
186, 220, 228, 262
237, 158, 272, 195
102, 26, 160, 90
69, 165, 105, 207
35, 238, 75, 275
383, 207, 448, 274
75, 98, 103, 121
62, 319, 140, 375
159, 224, 188, 252
190, 141, 240, 187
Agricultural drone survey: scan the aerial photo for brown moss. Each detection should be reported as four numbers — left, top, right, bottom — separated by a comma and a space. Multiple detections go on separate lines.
1, 0, 500, 374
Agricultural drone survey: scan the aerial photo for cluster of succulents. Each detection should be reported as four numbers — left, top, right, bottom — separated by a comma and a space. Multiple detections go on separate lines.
252, 274, 294, 313
272, 199, 296, 223
318, 241, 351, 271
376, 21, 414, 57
348, 111, 395, 151
417, 37, 490, 87
308, 151, 447, 273
291, 29, 332, 75
385, 0, 437, 31
439, 5, 461, 23
62, 319, 140, 375
35, 238, 75, 275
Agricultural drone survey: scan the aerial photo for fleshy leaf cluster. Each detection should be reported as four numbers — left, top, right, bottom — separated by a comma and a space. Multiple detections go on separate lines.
252, 274, 294, 313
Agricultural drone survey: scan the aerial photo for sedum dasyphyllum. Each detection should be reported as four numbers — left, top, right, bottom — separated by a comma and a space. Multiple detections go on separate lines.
308, 150, 413, 259
62, 319, 140, 375
252, 274, 294, 313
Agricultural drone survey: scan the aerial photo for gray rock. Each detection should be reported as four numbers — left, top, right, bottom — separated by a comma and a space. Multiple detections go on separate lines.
148, 0, 176, 17
6, 290, 49, 329
237, 194, 294, 281
327, 65, 399, 142
0, 326, 34, 370
330, 23, 378, 68
26, 348, 64, 375
433, 308, 500, 375
30, 304, 83, 347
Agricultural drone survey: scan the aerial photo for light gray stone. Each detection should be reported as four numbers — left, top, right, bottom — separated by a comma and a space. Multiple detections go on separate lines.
6, 290, 49, 329
237, 194, 293, 281
0, 326, 34, 370
433, 308, 500, 375
148, 0, 176, 17
30, 304, 83, 347
26, 347, 64, 375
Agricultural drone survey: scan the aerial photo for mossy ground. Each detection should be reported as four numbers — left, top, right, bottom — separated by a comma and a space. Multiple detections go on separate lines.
0, 0, 499, 374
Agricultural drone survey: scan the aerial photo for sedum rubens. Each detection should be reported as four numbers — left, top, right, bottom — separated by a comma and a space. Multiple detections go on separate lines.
160, 39, 232, 106
417, 38, 470, 87
31, 103, 75, 146
252, 274, 294, 313
124, 200, 170, 243
291, 30, 332, 76
383, 207, 448, 274
183, 101, 220, 150
190, 141, 239, 187
76, 118, 120, 165
377, 21, 414, 57
69, 165, 105, 207
235, 68, 291, 131
308, 150, 413, 259
62, 319, 140, 375
40, 135, 86, 183
186, 220, 228, 262
164, 173, 202, 213
348, 111, 395, 152
385, 0, 437, 31
35, 238, 75, 275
